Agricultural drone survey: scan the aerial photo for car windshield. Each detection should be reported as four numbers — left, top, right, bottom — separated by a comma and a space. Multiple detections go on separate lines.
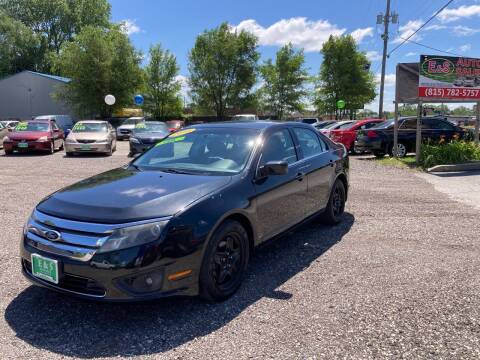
336, 122, 355, 130
122, 118, 140, 125
133, 122, 168, 133
371, 119, 394, 129
133, 127, 260, 175
15, 122, 49, 132
72, 123, 107, 133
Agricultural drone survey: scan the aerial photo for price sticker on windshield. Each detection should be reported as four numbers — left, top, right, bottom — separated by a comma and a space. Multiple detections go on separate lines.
155, 136, 185, 147
73, 123, 85, 131
16, 123, 28, 131
135, 123, 146, 129
170, 128, 195, 137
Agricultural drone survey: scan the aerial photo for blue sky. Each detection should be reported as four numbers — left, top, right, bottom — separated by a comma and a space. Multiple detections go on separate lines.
110, 0, 480, 111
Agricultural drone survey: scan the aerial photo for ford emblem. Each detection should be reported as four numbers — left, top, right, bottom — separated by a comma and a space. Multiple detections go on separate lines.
44, 230, 61, 241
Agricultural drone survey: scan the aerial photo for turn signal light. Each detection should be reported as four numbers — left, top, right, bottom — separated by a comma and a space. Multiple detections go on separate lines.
167, 269, 192, 281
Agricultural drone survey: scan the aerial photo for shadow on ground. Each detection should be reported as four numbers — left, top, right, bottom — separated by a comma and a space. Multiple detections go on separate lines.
429, 171, 480, 178
5, 213, 354, 358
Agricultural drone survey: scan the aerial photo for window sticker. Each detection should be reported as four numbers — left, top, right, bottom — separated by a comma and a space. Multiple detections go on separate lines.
155, 136, 185, 147
15, 123, 28, 131
170, 128, 195, 137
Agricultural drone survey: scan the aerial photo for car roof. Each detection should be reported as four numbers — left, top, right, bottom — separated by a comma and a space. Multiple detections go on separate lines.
76, 120, 107, 124
190, 120, 314, 131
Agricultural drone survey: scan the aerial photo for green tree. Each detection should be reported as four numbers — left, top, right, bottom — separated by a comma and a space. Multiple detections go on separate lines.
143, 44, 183, 119
188, 23, 259, 120
1, 0, 111, 72
259, 44, 308, 119
314, 35, 376, 119
0, 12, 41, 77
55, 25, 142, 118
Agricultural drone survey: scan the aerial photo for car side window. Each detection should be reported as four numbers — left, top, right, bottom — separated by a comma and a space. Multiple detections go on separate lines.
292, 128, 324, 157
425, 119, 455, 130
363, 122, 379, 129
400, 119, 417, 129
260, 129, 297, 165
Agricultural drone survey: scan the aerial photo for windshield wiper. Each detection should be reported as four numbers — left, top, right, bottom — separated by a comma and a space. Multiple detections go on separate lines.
159, 168, 195, 175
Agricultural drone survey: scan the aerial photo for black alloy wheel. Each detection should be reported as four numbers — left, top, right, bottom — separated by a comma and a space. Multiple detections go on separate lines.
320, 179, 346, 225
200, 220, 249, 302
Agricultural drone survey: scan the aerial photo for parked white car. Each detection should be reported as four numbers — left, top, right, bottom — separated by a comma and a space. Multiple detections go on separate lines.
231, 114, 259, 121
116, 117, 144, 140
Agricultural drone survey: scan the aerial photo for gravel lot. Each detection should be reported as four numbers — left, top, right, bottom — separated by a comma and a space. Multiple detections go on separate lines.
1, 142, 479, 359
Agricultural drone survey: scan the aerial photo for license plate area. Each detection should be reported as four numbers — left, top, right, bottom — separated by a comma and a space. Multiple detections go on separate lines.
31, 254, 59, 284
80, 144, 91, 150
18, 142, 28, 148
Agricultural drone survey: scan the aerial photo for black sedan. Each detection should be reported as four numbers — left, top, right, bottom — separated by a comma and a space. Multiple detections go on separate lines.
355, 116, 466, 158
20, 121, 349, 302
128, 121, 170, 156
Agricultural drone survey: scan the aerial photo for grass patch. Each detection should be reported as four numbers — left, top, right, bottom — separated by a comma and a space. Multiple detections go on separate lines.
375, 156, 418, 169
421, 141, 480, 169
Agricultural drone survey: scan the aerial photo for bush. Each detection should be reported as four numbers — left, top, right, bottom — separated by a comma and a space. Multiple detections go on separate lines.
421, 140, 480, 169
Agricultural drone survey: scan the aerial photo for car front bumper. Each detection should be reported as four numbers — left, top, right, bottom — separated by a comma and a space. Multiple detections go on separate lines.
21, 236, 200, 301
65, 142, 111, 154
3, 141, 52, 152
129, 141, 155, 155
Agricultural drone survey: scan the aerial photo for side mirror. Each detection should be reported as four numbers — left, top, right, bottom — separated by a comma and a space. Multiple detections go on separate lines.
258, 161, 288, 178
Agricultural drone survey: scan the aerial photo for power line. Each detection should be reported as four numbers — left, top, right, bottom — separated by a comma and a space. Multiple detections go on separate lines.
398, 37, 464, 57
388, 0, 455, 57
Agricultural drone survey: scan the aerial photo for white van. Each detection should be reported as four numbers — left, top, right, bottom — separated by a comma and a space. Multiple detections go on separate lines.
34, 115, 74, 133
116, 117, 145, 140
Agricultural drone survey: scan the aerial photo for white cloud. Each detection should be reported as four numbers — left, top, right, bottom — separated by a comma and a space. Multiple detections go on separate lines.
392, 20, 423, 44
459, 43, 472, 53
424, 24, 447, 31
405, 52, 417, 57
366, 50, 382, 61
120, 19, 141, 35
351, 27, 374, 43
232, 17, 345, 52
453, 25, 480, 36
176, 75, 190, 99
375, 73, 396, 87
438, 5, 480, 23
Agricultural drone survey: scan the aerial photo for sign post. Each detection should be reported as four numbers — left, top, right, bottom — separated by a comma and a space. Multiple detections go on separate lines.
476, 102, 480, 145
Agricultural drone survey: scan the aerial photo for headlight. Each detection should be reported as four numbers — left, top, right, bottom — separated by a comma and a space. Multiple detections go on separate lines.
2, 136, 10, 142
65, 137, 77, 143
96, 220, 168, 253
130, 137, 140, 144
95, 138, 108, 143
37, 136, 48, 142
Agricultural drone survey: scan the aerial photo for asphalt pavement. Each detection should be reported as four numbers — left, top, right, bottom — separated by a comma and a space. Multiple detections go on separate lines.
0, 143, 479, 359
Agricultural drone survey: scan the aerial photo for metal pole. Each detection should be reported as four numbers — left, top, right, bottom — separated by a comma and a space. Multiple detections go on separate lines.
416, 101, 422, 165
475, 101, 480, 145
378, 0, 391, 118
393, 101, 399, 158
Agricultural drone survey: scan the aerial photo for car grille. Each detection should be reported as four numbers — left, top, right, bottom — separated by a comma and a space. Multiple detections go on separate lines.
120, 129, 131, 134
76, 139, 96, 144
140, 138, 157, 145
22, 259, 106, 296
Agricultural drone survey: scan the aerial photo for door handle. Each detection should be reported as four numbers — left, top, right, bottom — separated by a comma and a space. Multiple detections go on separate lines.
295, 172, 305, 181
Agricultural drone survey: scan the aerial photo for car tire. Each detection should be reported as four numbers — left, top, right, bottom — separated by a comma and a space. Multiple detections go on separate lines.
320, 179, 346, 225
390, 143, 407, 158
66, 152, 74, 157
199, 220, 250, 302
373, 151, 385, 158
4, 149, 13, 156
59, 141, 64, 150
349, 143, 360, 155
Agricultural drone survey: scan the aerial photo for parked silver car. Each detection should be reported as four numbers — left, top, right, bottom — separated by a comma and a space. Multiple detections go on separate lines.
65, 120, 116, 156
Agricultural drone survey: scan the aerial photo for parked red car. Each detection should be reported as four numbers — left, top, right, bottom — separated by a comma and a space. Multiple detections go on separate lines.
3, 120, 65, 155
165, 120, 185, 133
328, 118, 384, 154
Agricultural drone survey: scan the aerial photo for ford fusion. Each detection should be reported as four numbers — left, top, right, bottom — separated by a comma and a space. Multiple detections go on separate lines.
21, 122, 349, 301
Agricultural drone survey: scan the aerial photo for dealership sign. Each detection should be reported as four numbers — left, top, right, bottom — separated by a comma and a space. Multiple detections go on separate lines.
418, 55, 480, 100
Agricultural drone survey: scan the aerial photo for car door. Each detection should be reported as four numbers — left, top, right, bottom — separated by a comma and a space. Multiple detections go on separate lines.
291, 127, 336, 216
254, 128, 308, 242
51, 121, 61, 147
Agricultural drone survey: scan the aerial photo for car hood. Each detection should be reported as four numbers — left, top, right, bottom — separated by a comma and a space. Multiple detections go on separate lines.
8, 131, 49, 140
132, 132, 169, 140
68, 132, 108, 141
37, 168, 232, 223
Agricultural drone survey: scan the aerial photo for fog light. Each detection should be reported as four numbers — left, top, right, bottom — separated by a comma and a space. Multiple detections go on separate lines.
117, 268, 164, 294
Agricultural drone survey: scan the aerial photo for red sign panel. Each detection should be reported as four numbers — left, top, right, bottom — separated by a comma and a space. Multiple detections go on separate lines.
419, 55, 480, 100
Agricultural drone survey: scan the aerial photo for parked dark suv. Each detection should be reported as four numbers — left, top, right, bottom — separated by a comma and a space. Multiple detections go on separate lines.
21, 121, 349, 302
355, 116, 466, 158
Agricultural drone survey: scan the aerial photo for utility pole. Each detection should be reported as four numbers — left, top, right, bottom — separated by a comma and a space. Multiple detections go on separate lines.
377, 0, 397, 118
